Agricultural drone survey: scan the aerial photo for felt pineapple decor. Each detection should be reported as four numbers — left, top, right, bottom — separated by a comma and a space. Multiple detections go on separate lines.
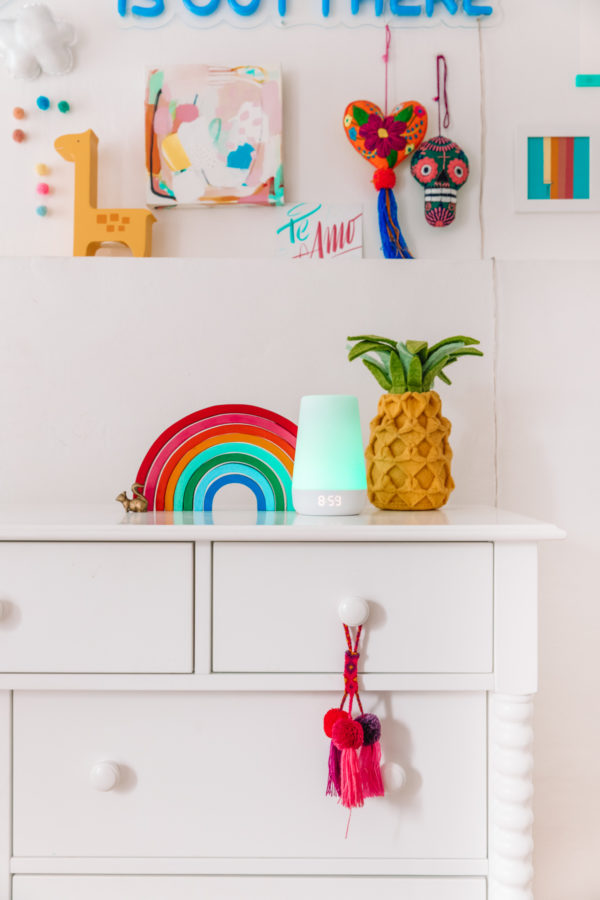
411, 55, 470, 228
343, 26, 427, 259
324, 621, 384, 814
347, 334, 483, 510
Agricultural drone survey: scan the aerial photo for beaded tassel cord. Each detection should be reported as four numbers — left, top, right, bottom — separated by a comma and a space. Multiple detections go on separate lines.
323, 622, 384, 823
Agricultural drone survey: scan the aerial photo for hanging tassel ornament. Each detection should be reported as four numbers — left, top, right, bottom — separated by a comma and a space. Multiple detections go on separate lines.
323, 620, 384, 818
332, 715, 364, 809
343, 25, 428, 259
411, 55, 470, 228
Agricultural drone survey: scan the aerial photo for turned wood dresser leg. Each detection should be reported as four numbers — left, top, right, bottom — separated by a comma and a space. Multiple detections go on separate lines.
489, 692, 535, 900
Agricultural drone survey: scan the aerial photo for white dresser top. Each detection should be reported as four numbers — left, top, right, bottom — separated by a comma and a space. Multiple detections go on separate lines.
0, 504, 565, 542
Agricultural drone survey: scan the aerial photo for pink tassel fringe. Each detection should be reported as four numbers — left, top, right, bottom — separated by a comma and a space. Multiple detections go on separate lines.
326, 740, 342, 797
340, 748, 364, 809
359, 741, 384, 798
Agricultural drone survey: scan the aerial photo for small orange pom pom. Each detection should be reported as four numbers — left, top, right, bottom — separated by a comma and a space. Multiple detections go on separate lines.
374, 168, 396, 190
13, 107, 25, 120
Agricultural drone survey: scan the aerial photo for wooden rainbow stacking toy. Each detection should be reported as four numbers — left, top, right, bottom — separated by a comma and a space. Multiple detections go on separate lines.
135, 404, 297, 512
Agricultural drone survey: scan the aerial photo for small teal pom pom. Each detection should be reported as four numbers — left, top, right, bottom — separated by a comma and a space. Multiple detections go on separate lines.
36, 205, 48, 217
58, 101, 70, 114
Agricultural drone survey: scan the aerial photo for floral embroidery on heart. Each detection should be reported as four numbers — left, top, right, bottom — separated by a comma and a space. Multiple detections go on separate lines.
359, 113, 408, 158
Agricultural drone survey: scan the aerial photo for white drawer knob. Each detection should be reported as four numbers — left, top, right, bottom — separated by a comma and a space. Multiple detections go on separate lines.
89, 761, 120, 792
338, 597, 370, 627
382, 761, 407, 792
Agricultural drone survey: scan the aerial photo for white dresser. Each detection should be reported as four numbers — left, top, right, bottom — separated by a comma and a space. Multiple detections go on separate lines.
0, 505, 563, 900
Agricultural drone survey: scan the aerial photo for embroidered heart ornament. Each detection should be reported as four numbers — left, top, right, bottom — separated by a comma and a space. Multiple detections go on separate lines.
344, 100, 428, 170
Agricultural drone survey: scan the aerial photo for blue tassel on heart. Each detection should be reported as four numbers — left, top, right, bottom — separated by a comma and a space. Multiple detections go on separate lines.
377, 186, 413, 260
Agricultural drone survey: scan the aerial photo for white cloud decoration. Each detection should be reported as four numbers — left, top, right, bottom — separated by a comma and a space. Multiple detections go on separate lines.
0, 3, 76, 79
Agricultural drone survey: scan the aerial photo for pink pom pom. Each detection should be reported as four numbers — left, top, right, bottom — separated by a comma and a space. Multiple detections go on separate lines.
332, 717, 364, 751
37, 183, 50, 195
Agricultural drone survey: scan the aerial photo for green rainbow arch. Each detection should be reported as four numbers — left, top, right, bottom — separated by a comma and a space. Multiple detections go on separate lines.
173, 443, 292, 511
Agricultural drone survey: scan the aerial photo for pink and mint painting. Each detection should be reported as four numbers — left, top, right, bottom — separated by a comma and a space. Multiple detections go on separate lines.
145, 65, 284, 207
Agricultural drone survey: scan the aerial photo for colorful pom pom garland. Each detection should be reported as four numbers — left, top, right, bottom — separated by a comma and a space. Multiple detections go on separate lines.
323, 622, 384, 816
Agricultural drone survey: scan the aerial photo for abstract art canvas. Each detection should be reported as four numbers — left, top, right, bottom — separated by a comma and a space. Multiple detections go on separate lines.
527, 136, 590, 200
145, 65, 284, 208
515, 127, 599, 212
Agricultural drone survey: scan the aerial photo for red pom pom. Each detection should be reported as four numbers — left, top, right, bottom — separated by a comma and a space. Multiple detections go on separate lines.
324, 707, 349, 738
373, 168, 396, 190
332, 717, 364, 750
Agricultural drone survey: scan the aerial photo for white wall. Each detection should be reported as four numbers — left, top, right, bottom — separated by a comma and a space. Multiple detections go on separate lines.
0, 1, 483, 259
0, 257, 495, 505
496, 260, 600, 900
1, 0, 599, 897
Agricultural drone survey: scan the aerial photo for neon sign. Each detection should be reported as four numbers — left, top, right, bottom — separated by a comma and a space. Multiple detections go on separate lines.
118, 0, 494, 25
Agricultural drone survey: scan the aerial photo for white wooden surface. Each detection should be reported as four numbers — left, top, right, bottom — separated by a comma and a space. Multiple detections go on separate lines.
0, 507, 559, 897
13, 691, 487, 861
0, 672, 495, 693
213, 542, 493, 673
12, 875, 487, 900
0, 693, 9, 900
0, 505, 565, 543
494, 543, 538, 695
11, 859, 488, 877
194, 543, 212, 676
0, 543, 194, 673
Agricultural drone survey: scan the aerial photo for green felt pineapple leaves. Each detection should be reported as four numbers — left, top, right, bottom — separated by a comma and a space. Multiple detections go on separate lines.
347, 334, 483, 393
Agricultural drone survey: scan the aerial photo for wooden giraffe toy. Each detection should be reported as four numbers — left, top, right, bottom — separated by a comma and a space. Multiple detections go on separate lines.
55, 129, 156, 257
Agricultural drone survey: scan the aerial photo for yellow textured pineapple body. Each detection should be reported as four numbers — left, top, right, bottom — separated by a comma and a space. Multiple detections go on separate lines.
365, 391, 454, 510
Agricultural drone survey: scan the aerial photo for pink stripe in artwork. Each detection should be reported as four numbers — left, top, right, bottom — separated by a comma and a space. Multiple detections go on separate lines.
557, 138, 567, 200
558, 138, 569, 200
143, 414, 297, 508
564, 136, 575, 199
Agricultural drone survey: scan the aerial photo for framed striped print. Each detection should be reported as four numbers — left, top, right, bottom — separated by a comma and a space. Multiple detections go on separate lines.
515, 127, 599, 211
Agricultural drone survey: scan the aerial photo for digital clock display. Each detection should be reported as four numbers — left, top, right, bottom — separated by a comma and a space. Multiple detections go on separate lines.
318, 495, 342, 508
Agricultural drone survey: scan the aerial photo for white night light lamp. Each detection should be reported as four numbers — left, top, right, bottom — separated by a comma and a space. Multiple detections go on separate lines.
292, 395, 367, 516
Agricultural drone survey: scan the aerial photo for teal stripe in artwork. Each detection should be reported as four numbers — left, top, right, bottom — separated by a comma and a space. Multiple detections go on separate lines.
573, 137, 590, 199
527, 138, 550, 200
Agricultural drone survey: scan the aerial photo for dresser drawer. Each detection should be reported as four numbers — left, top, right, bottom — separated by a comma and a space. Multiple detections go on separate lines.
213, 542, 493, 673
13, 690, 486, 859
13, 876, 487, 900
0, 543, 193, 673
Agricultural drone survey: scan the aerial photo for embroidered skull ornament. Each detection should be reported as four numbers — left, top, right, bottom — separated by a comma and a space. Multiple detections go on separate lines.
410, 135, 469, 227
